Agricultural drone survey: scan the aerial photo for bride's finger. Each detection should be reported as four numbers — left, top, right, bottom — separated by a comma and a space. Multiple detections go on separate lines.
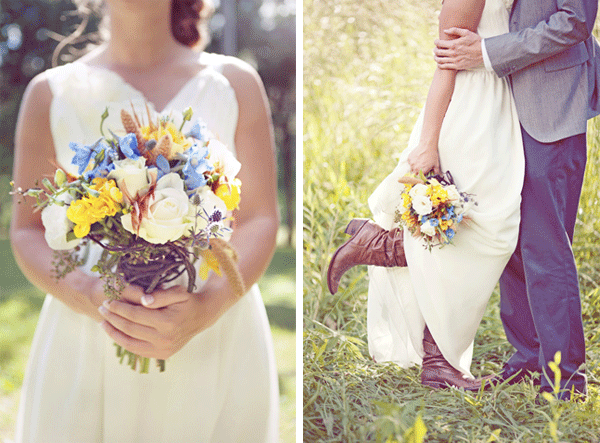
118, 284, 146, 305
99, 303, 157, 340
140, 287, 191, 309
100, 320, 155, 358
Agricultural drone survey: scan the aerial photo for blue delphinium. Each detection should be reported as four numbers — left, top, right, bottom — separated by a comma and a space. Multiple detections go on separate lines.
70, 139, 117, 179
187, 120, 210, 142
70, 139, 104, 175
119, 133, 141, 159
83, 144, 117, 180
182, 143, 212, 191
446, 228, 455, 241
155, 155, 171, 180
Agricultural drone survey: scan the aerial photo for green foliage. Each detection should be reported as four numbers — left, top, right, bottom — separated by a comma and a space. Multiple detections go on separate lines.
304, 0, 600, 441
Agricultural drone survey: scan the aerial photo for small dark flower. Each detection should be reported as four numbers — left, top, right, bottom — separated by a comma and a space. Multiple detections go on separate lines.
209, 209, 223, 223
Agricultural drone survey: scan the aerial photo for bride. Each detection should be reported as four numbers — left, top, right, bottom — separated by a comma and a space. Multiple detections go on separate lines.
10, 0, 279, 441
328, 0, 524, 390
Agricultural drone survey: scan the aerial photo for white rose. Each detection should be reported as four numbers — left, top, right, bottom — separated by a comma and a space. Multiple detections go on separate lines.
121, 173, 193, 244
41, 197, 81, 250
412, 195, 433, 216
409, 183, 428, 199
420, 220, 436, 237
446, 185, 461, 204
108, 157, 156, 203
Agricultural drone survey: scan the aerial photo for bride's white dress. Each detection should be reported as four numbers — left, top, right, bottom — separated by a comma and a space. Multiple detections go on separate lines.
16, 53, 279, 443
367, 0, 524, 377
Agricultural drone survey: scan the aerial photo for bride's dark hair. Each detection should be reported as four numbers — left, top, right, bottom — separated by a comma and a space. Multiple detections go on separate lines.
171, 0, 213, 48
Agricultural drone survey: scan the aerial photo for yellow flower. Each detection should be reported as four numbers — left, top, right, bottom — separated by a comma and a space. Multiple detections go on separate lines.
67, 179, 123, 238
199, 248, 222, 280
141, 121, 192, 157
401, 192, 412, 208
440, 219, 454, 230
215, 178, 242, 211
428, 185, 448, 207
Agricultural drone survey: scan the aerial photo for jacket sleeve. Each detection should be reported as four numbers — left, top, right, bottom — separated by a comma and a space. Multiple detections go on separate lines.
484, 0, 598, 77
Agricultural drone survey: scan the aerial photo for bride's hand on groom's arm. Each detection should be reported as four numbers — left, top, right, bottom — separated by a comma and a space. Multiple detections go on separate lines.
408, 144, 441, 175
98, 279, 235, 360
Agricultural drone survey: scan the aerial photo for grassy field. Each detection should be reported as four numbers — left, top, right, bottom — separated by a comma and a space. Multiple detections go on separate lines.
0, 184, 295, 442
303, 0, 600, 442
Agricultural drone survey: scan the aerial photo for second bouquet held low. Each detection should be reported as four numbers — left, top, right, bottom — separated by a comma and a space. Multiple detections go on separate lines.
15, 105, 244, 373
395, 171, 476, 250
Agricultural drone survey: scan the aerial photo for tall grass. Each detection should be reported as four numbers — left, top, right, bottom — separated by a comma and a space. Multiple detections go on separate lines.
303, 0, 600, 441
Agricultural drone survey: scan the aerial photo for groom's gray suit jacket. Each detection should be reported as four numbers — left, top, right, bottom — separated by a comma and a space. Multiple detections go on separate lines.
484, 0, 600, 143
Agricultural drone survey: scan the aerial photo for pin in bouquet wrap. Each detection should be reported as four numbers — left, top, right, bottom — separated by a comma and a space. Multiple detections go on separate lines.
395, 171, 476, 251
13, 105, 245, 373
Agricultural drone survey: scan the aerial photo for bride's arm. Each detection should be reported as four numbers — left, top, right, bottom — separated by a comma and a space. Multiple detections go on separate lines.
10, 75, 108, 322
408, 0, 485, 174
98, 59, 279, 360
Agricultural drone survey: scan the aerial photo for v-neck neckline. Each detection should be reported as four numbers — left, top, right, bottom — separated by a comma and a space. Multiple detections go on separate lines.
74, 58, 212, 114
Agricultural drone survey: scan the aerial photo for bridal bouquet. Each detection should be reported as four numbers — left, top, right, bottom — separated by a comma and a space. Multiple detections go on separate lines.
394, 171, 475, 250
13, 106, 244, 372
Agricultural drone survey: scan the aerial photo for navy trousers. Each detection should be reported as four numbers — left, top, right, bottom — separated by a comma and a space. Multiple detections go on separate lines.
499, 127, 587, 396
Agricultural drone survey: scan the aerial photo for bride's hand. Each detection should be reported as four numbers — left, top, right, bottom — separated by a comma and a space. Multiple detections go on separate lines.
408, 144, 441, 175
97, 281, 233, 360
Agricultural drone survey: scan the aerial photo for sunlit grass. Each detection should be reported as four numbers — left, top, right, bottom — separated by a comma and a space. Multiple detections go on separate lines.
304, 0, 600, 441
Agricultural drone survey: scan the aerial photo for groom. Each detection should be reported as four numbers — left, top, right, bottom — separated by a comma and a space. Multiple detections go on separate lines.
433, 0, 600, 400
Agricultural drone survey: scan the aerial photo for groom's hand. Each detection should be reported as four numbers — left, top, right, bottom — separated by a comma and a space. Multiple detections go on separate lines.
434, 28, 483, 70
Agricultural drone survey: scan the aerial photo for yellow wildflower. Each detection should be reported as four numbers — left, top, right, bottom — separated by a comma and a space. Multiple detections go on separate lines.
67, 179, 123, 238
199, 248, 222, 280
401, 192, 411, 208
429, 185, 448, 207
141, 121, 192, 157
440, 219, 454, 230
215, 179, 242, 211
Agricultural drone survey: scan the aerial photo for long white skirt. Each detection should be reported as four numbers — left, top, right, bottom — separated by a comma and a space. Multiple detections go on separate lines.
367, 68, 524, 377
16, 283, 279, 443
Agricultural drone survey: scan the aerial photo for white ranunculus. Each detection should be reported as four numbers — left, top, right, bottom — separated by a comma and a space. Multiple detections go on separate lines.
412, 195, 433, 216
121, 173, 192, 244
409, 183, 428, 199
108, 157, 156, 203
41, 198, 80, 250
208, 139, 241, 179
446, 186, 461, 204
420, 220, 436, 237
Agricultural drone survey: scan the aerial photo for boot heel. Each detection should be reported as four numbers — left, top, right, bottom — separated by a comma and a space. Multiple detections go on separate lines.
345, 219, 369, 236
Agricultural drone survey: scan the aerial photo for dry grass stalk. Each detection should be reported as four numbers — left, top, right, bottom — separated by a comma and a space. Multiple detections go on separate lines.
121, 109, 146, 150
210, 237, 245, 299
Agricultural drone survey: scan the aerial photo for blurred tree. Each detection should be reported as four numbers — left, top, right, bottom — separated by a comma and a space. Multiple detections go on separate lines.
209, 0, 296, 244
0, 0, 295, 240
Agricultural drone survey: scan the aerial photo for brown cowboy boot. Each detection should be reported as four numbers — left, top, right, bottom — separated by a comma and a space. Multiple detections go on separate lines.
421, 327, 482, 391
327, 219, 407, 294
